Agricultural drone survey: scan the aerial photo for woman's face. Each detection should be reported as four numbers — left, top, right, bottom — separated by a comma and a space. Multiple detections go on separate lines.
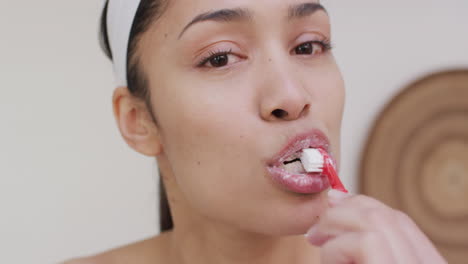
140, 0, 345, 235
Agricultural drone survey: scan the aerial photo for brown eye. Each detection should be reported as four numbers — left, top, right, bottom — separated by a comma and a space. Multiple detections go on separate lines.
209, 54, 229, 67
294, 42, 325, 55
295, 42, 313, 55
198, 50, 243, 69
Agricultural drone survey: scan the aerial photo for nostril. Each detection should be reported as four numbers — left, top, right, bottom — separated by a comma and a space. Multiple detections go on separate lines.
272, 109, 288, 119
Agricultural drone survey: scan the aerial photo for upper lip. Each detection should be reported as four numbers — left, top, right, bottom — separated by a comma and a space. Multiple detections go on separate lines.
266, 129, 331, 167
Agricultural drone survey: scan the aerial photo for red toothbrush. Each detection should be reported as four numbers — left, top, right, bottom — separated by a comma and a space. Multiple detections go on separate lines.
301, 148, 348, 193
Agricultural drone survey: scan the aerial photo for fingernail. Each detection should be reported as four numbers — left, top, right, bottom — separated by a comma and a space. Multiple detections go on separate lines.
305, 225, 318, 238
328, 189, 351, 206
304, 225, 325, 246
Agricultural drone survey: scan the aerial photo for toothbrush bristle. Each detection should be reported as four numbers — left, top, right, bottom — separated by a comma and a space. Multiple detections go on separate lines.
300, 148, 325, 173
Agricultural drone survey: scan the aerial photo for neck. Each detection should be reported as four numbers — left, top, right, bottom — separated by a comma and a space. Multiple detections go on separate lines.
157, 156, 320, 264
164, 187, 320, 264
167, 222, 320, 264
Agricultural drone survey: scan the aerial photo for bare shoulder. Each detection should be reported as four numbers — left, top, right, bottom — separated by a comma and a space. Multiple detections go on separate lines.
62, 231, 172, 264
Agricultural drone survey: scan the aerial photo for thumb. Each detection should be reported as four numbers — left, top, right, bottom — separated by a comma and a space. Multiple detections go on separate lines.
328, 189, 352, 207
321, 233, 394, 264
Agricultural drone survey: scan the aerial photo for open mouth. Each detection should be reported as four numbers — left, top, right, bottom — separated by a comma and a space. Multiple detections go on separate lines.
265, 129, 332, 194
281, 151, 307, 174
266, 154, 329, 194
267, 129, 330, 169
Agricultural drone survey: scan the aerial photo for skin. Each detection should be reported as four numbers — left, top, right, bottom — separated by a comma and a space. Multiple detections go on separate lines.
65, 0, 447, 263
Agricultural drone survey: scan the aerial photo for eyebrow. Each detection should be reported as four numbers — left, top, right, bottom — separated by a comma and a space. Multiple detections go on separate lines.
178, 2, 327, 39
178, 8, 252, 39
288, 2, 327, 20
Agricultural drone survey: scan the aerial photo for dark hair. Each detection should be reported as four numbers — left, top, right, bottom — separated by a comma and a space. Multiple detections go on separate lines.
99, 0, 173, 232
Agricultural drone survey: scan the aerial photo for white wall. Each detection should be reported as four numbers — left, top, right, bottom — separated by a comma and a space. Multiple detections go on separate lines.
0, 1, 158, 263
0, 1, 467, 263
325, 0, 468, 192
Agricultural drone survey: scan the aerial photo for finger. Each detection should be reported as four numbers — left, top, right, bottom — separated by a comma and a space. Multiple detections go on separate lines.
340, 197, 444, 262
307, 204, 388, 245
394, 211, 448, 263
321, 232, 397, 264
318, 193, 445, 263
333, 193, 386, 209
308, 197, 419, 261
327, 189, 353, 207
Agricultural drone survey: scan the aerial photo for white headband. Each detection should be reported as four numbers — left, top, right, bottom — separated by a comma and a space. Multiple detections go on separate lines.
106, 0, 142, 87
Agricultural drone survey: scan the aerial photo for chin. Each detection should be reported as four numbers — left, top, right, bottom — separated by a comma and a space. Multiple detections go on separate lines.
249, 194, 329, 236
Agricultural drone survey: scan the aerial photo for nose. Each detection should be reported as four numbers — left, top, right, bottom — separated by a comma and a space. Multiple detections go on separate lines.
259, 68, 311, 122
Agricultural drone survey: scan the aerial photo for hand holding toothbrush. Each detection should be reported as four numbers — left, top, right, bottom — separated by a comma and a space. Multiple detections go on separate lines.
301, 149, 446, 263
305, 191, 447, 263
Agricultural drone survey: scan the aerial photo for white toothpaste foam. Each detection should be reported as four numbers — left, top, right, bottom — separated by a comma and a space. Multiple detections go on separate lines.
300, 148, 324, 173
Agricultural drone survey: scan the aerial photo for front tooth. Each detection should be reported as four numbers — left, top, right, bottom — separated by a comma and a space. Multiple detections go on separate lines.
283, 161, 306, 174
284, 152, 301, 162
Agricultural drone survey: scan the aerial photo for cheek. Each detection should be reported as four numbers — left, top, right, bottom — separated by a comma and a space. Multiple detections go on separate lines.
325, 72, 345, 128
303, 63, 345, 164
153, 79, 258, 209
324, 70, 345, 167
150, 59, 346, 234
154, 68, 263, 176
157, 90, 233, 170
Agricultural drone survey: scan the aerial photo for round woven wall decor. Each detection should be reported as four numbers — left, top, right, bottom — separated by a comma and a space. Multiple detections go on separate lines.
360, 70, 468, 263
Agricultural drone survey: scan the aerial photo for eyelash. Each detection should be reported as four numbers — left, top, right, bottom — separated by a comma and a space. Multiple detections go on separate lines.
196, 39, 333, 68
197, 48, 234, 67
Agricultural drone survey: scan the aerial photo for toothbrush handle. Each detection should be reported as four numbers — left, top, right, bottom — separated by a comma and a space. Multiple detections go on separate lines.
325, 159, 348, 193
318, 149, 348, 193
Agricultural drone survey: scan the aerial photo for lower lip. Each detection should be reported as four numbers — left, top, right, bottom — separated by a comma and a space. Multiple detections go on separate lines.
267, 166, 330, 194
